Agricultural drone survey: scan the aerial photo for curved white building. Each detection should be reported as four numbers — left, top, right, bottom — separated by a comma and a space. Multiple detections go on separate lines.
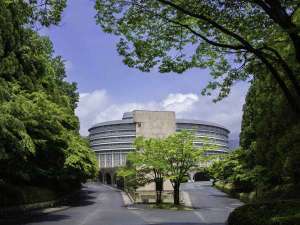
88, 110, 229, 184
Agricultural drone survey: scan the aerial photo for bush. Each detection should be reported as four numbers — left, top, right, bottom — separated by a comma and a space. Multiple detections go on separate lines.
261, 184, 300, 201
0, 182, 78, 207
227, 200, 300, 225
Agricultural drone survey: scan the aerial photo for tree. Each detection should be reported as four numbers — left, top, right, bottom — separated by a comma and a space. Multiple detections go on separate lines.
119, 137, 168, 204
164, 130, 205, 205
95, 0, 300, 113
135, 137, 168, 204
240, 73, 300, 186
117, 161, 149, 194
0, 1, 98, 189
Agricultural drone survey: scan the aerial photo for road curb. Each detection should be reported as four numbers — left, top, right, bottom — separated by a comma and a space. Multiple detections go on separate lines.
181, 191, 193, 207
121, 192, 134, 206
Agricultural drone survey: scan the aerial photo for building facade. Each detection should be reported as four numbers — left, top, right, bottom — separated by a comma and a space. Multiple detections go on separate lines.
88, 110, 230, 184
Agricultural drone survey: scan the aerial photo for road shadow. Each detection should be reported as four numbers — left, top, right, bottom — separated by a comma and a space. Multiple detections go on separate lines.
23, 214, 70, 225
63, 189, 97, 207
2, 186, 99, 225
208, 194, 230, 198
146, 223, 224, 225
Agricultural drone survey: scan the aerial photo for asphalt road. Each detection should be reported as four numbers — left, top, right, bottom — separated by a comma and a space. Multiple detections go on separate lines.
17, 182, 242, 225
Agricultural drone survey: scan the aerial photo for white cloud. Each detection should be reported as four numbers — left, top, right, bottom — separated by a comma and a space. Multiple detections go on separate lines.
76, 86, 248, 139
162, 93, 199, 113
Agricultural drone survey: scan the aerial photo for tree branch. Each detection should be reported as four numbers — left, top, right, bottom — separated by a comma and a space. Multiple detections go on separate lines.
252, 0, 300, 63
157, 0, 255, 50
156, 0, 300, 113
261, 46, 300, 97
134, 3, 245, 51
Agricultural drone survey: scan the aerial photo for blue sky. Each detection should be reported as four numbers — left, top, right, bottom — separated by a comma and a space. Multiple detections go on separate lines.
42, 0, 249, 138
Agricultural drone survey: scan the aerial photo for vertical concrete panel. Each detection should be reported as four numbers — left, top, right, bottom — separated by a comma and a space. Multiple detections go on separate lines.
133, 110, 176, 138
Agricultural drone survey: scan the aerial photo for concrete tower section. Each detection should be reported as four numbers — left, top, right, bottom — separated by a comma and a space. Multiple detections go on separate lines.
133, 110, 176, 138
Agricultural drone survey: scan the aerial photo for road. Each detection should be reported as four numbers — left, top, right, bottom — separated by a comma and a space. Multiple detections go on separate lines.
18, 182, 242, 225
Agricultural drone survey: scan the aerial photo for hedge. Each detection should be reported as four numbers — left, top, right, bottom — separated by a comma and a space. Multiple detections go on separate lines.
0, 183, 60, 207
227, 200, 300, 225
214, 181, 256, 203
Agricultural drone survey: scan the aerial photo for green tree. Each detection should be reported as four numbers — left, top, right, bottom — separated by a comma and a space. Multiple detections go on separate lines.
0, 1, 98, 189
117, 157, 149, 195
240, 74, 300, 186
164, 130, 205, 205
95, 0, 300, 113
135, 137, 168, 204
209, 149, 264, 193
119, 137, 167, 204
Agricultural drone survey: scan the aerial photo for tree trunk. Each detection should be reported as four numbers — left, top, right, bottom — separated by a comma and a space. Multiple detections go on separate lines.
290, 34, 300, 64
155, 177, 163, 204
156, 191, 162, 204
173, 180, 180, 205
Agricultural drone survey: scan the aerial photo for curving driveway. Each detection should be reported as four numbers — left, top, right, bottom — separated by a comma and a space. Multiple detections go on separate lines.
18, 182, 242, 225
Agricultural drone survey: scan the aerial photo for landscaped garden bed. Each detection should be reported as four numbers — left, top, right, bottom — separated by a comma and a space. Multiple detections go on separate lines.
128, 203, 193, 211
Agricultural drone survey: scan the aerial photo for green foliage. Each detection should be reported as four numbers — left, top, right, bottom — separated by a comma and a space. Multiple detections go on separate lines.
117, 164, 148, 193
228, 200, 300, 225
212, 65, 300, 199
240, 74, 300, 186
2, 0, 67, 27
0, 1, 97, 189
164, 130, 213, 204
209, 149, 267, 193
119, 131, 213, 205
95, 0, 300, 109
164, 130, 205, 183
118, 137, 167, 203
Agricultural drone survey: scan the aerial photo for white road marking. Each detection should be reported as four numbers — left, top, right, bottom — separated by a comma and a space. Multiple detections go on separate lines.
194, 211, 206, 223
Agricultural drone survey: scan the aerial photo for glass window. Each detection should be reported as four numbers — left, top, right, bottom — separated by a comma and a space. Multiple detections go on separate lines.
114, 152, 121, 167
100, 154, 106, 168
106, 153, 112, 168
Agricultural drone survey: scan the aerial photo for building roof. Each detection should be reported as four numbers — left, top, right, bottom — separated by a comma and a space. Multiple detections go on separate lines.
88, 119, 135, 131
89, 118, 229, 133
176, 119, 229, 132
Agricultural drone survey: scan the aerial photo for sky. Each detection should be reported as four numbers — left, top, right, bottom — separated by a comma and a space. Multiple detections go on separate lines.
41, 0, 249, 139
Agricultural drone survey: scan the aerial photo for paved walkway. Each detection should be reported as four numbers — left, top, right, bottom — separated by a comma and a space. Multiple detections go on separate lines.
15, 182, 242, 225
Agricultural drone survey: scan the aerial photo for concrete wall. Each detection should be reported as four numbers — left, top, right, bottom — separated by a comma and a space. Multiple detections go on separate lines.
133, 110, 176, 192
133, 110, 176, 138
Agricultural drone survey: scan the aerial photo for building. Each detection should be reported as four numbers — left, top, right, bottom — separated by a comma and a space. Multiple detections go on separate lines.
88, 110, 230, 184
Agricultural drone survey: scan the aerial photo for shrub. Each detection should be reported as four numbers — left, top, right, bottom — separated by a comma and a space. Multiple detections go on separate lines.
0, 182, 77, 207
227, 200, 300, 225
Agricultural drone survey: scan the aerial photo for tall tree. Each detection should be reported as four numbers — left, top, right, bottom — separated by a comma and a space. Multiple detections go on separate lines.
120, 137, 168, 204
0, 1, 97, 188
135, 137, 168, 204
240, 73, 300, 186
164, 131, 205, 205
95, 0, 300, 113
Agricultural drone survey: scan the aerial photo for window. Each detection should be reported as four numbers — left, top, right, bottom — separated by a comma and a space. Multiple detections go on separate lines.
100, 154, 106, 168
106, 153, 112, 167
114, 152, 121, 167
